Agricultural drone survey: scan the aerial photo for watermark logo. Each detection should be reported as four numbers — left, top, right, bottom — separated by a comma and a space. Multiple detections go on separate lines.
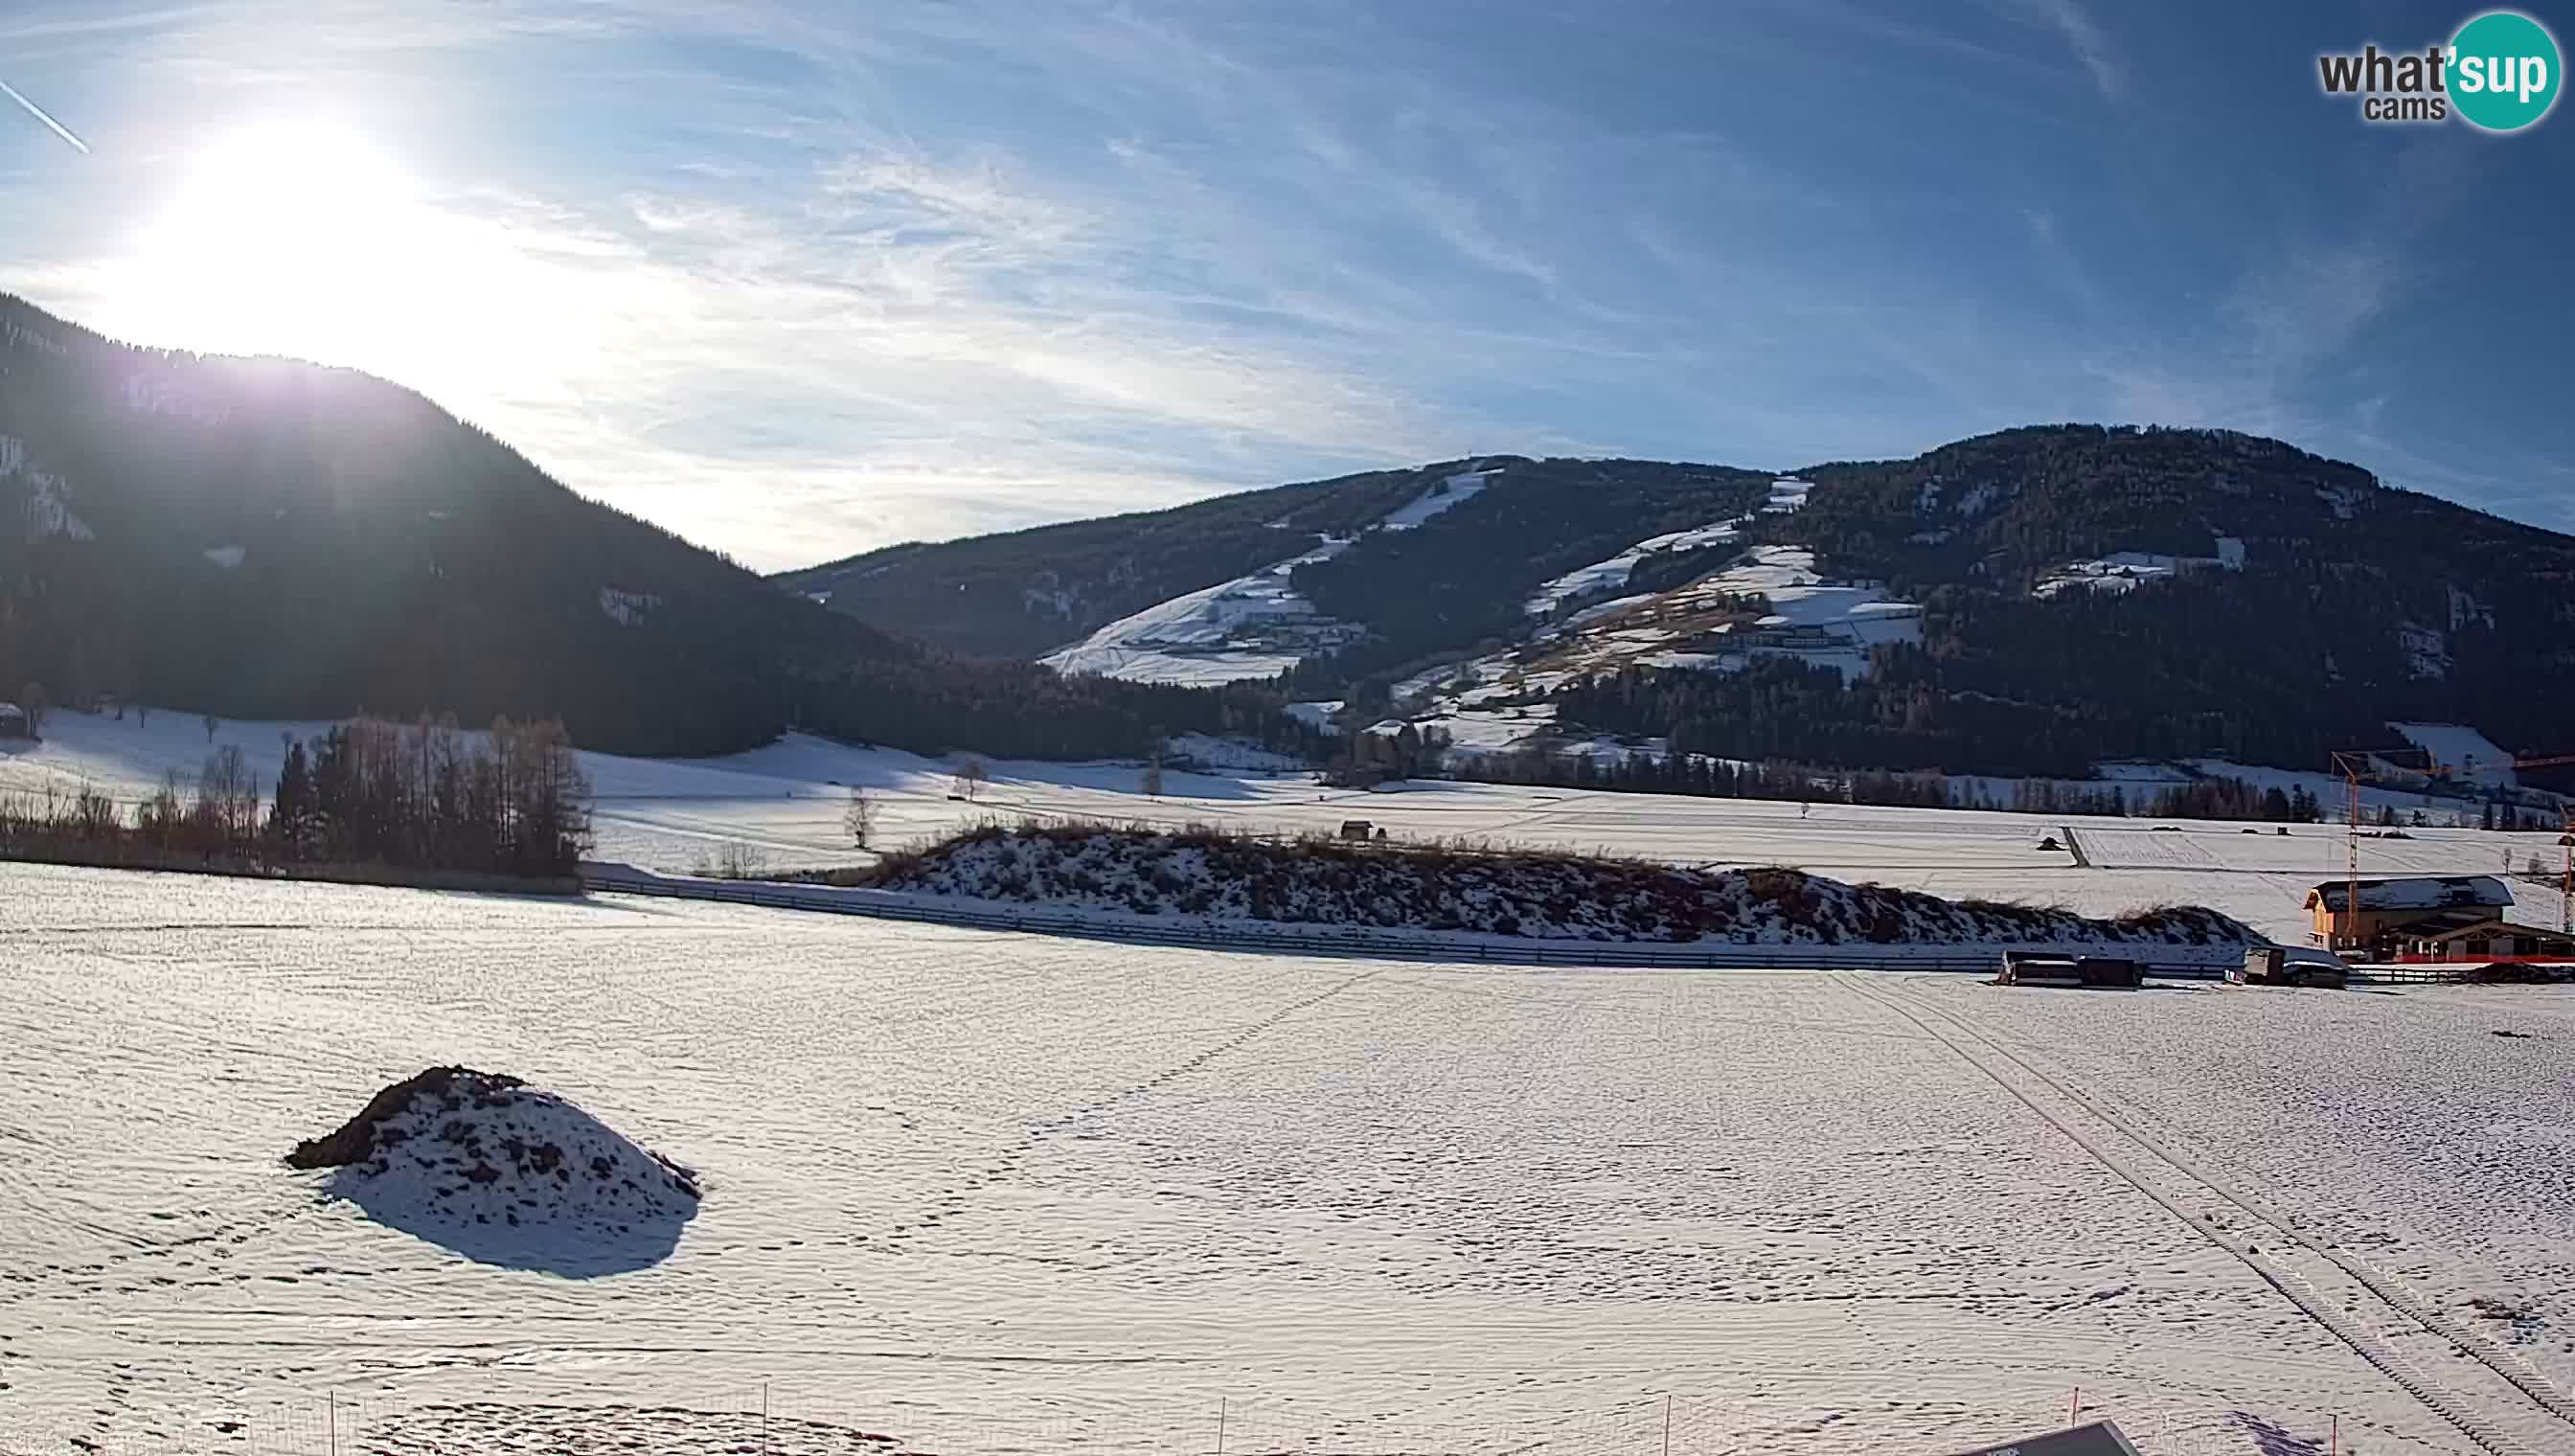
2317, 10, 2561, 131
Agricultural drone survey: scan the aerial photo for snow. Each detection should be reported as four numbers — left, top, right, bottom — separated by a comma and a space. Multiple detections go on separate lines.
2033, 545, 2244, 599
1954, 481, 2005, 516
11, 862, 2575, 1455
122, 373, 233, 425
1157, 732, 1309, 774
1650, 545, 1923, 683
4, 707, 2561, 952
598, 586, 662, 627
871, 825, 2249, 948
2306, 875, 2512, 913
2399, 623, 2450, 678
1377, 468, 1493, 530
1758, 475, 1812, 513
2, 315, 67, 355
292, 1069, 701, 1274
1037, 533, 1359, 685
1042, 475, 1499, 686
2, 433, 93, 542
1522, 518, 1744, 617
2318, 484, 2363, 519
1283, 699, 1342, 731
2388, 722, 2518, 787
203, 544, 245, 570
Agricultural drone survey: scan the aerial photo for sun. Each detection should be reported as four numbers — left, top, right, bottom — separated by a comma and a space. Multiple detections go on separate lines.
110, 120, 555, 395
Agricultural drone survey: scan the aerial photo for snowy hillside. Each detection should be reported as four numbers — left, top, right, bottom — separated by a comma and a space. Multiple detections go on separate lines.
1040, 470, 1498, 685
1523, 514, 1747, 616
871, 822, 2253, 947
2033, 540, 2245, 597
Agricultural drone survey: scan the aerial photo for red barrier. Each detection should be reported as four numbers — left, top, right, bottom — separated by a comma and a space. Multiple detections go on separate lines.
2378, 952, 2575, 965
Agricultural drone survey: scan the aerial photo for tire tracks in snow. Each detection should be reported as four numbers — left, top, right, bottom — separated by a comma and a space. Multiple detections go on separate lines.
1837, 973, 2575, 1456
883, 966, 1388, 1242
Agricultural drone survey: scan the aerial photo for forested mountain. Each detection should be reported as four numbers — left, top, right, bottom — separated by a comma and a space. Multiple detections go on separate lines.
0, 294, 1317, 761
780, 458, 1774, 662
787, 423, 2575, 783
1567, 426, 2575, 777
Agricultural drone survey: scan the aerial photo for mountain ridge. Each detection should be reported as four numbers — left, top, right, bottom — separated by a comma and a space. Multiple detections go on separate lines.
784, 425, 2575, 781
0, 292, 1319, 763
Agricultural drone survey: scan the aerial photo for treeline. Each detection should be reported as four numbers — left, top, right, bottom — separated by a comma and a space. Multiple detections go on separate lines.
789, 664, 1336, 762
0, 717, 592, 877
1447, 742, 2346, 824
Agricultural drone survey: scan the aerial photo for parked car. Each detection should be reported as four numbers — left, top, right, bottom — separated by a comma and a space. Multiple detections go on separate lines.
2231, 945, 2349, 989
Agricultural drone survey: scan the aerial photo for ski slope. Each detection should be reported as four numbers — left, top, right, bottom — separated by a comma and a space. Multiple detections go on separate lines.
1039, 470, 1496, 686
1522, 517, 1744, 617
11, 863, 2575, 1456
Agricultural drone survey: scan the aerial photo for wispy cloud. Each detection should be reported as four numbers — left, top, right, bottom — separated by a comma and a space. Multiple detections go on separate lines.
1, 0, 2564, 566
1994, 0, 2123, 100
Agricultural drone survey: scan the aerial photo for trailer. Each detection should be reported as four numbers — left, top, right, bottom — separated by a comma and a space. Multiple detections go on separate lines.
2230, 945, 2350, 989
1996, 952, 2141, 989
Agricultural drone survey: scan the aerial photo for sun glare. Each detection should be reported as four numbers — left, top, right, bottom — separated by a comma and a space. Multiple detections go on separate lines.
111, 120, 563, 397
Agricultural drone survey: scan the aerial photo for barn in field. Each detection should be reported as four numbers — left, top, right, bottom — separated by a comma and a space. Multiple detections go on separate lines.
0, 702, 30, 740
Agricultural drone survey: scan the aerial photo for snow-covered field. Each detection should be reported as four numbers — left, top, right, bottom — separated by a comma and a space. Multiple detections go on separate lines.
5, 708, 2564, 946
11, 862, 2575, 1456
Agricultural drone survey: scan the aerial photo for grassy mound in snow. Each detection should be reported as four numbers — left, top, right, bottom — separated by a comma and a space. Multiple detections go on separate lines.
862, 821, 2252, 945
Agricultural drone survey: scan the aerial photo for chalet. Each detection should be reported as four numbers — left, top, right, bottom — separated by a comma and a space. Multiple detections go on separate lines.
2305, 876, 2515, 953
0, 701, 28, 739
2395, 916, 2575, 962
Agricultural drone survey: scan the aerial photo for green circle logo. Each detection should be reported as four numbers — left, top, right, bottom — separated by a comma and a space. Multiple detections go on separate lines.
2450, 11, 2562, 131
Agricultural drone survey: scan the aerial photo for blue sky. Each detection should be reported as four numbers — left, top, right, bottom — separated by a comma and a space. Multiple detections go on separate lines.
2, 1, 2568, 571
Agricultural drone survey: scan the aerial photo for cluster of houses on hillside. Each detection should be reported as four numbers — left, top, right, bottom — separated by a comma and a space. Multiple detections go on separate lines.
2308, 875, 2575, 961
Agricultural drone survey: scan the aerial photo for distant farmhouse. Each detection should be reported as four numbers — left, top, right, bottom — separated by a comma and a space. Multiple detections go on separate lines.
2307, 876, 2574, 961
0, 701, 30, 740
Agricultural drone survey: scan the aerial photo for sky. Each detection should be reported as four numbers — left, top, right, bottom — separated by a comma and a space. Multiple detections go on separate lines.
1, 1, 2569, 573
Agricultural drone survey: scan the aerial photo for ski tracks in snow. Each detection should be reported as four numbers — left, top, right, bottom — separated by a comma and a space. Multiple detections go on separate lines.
1838, 974, 2575, 1456
884, 966, 1387, 1242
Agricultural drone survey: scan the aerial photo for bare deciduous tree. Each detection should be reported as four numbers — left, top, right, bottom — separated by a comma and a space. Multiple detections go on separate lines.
954, 756, 989, 802
843, 786, 877, 850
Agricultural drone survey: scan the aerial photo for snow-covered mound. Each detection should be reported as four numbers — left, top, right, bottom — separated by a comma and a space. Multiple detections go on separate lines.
870, 824, 2253, 947
289, 1067, 699, 1272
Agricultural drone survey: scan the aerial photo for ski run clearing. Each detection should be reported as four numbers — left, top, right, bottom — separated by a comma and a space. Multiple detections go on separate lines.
1039, 471, 1493, 686
11, 861, 2575, 1456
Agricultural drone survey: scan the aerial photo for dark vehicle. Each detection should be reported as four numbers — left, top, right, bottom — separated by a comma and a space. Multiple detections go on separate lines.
2231, 946, 2350, 989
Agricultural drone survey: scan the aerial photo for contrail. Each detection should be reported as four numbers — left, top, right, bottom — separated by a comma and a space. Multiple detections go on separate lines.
0, 78, 88, 154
